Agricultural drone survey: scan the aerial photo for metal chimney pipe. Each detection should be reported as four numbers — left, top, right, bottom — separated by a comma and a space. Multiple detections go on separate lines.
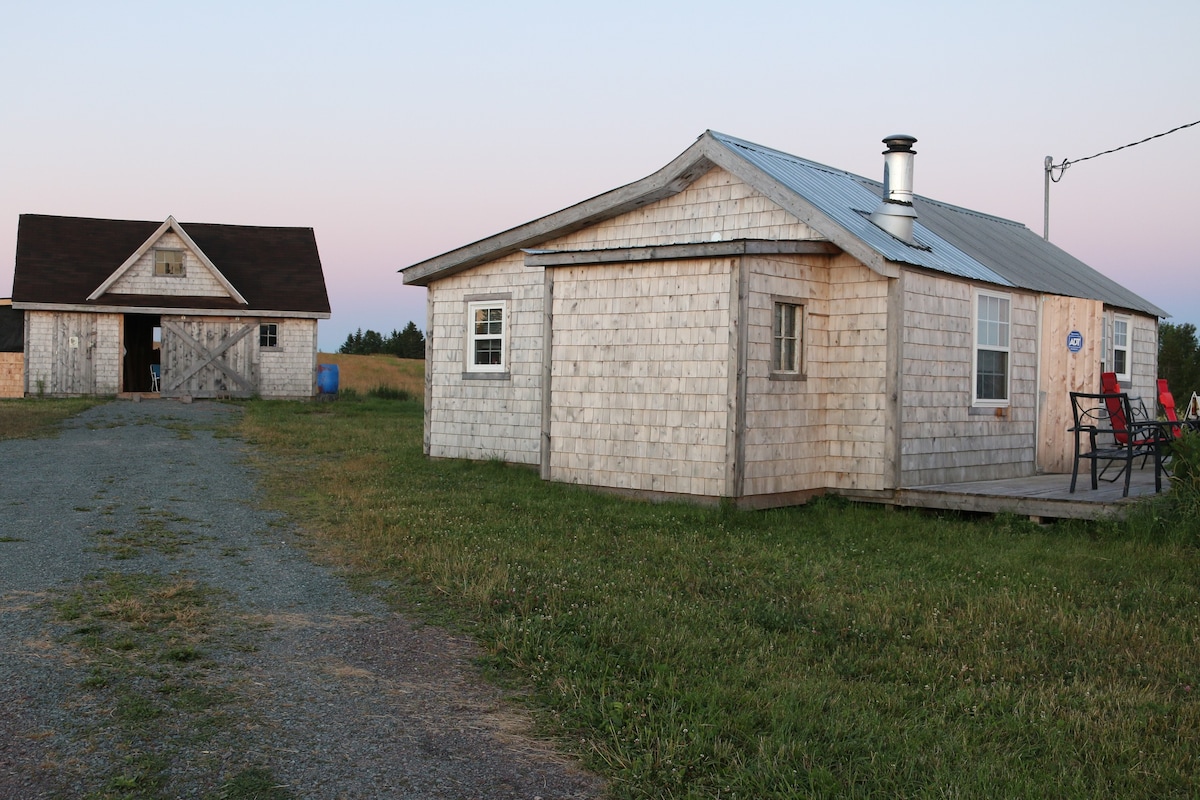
869, 134, 918, 242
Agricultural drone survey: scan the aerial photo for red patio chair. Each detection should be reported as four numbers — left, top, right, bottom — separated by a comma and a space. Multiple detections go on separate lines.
1099, 372, 1153, 443
1158, 378, 1200, 438
1100, 372, 1134, 445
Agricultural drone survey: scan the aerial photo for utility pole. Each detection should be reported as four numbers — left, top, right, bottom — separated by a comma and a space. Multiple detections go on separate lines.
1043, 118, 1199, 243
1043, 156, 1053, 241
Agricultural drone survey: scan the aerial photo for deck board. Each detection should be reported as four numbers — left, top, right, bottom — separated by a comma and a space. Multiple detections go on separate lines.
886, 466, 1165, 520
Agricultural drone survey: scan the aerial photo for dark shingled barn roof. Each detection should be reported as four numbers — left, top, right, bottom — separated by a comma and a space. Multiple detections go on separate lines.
12, 214, 330, 315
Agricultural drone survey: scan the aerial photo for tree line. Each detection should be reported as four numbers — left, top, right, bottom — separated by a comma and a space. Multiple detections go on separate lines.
333, 319, 1200, 389
1159, 322, 1200, 403
338, 322, 425, 359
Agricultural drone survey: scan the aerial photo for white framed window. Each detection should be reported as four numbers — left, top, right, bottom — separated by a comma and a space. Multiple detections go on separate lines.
155, 249, 185, 276
1112, 314, 1131, 382
259, 323, 279, 349
771, 300, 804, 378
467, 299, 507, 373
973, 289, 1010, 405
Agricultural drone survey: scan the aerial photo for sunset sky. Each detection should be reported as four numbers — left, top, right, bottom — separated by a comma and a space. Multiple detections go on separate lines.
2, 0, 1197, 352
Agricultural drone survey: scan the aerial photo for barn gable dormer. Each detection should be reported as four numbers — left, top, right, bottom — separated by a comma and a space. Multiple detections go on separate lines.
88, 216, 248, 304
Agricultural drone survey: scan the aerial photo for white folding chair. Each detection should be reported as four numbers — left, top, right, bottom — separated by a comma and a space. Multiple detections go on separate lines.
150, 364, 160, 392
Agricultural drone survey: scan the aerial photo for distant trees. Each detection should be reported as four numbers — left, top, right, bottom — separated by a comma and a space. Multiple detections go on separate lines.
1159, 322, 1200, 398
339, 321, 425, 359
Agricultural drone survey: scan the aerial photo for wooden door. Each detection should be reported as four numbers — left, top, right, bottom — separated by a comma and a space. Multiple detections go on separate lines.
160, 319, 257, 398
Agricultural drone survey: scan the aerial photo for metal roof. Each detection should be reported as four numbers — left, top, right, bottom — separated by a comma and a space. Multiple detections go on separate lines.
906, 195, 1168, 317
709, 131, 1166, 317
402, 130, 1167, 318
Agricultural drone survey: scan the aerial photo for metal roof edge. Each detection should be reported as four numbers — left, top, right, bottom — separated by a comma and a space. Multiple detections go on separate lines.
401, 133, 722, 286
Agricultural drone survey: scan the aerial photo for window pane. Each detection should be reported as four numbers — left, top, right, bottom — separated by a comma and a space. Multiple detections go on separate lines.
1113, 349, 1127, 376
781, 338, 795, 372
772, 302, 801, 373
475, 308, 503, 335
475, 339, 502, 365
977, 296, 1010, 347
976, 349, 1008, 400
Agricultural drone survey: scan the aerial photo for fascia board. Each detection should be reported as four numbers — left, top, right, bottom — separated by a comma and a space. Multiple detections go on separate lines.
14, 301, 328, 319
170, 220, 248, 305
86, 216, 248, 304
88, 217, 175, 300
401, 138, 719, 286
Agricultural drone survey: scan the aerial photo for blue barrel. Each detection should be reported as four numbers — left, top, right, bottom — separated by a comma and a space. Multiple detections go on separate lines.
317, 363, 339, 394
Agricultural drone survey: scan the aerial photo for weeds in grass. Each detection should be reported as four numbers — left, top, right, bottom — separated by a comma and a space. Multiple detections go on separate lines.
211, 767, 293, 799
91, 510, 200, 559
53, 571, 284, 798
241, 397, 1200, 799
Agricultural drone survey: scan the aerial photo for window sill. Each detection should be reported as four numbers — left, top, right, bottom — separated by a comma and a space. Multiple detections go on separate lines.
769, 371, 806, 382
462, 371, 511, 381
969, 404, 1011, 417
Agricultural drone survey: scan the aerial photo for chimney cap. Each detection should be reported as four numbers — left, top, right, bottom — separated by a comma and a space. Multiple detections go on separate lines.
882, 134, 917, 153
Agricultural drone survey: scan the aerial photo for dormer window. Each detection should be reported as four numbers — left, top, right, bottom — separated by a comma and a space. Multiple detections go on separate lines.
155, 250, 185, 277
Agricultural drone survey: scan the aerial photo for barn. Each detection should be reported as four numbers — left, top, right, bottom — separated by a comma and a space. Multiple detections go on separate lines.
10, 214, 331, 399
401, 131, 1167, 508
0, 299, 23, 398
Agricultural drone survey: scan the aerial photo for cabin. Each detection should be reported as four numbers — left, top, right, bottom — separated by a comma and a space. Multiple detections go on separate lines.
10, 214, 331, 399
401, 132, 1167, 508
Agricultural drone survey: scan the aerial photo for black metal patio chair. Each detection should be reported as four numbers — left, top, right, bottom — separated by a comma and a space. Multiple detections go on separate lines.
1069, 391, 1169, 497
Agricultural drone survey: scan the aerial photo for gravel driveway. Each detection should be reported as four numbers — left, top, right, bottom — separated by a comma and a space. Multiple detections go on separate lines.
0, 399, 602, 799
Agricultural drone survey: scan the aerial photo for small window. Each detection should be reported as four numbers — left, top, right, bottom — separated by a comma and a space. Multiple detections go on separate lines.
974, 290, 1010, 405
467, 301, 506, 372
155, 250, 185, 276
1112, 315, 1131, 381
259, 323, 278, 349
771, 301, 804, 376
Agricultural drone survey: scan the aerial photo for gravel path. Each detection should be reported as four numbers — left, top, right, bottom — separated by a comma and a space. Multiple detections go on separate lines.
0, 399, 603, 799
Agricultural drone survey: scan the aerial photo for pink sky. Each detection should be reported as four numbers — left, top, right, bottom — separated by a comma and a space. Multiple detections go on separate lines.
2, 1, 1197, 352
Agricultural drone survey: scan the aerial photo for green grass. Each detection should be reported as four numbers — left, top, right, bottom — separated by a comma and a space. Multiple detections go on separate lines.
0, 397, 105, 439
239, 397, 1200, 799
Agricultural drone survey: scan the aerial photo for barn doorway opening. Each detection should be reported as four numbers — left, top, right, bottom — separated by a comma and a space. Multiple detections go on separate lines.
123, 314, 161, 393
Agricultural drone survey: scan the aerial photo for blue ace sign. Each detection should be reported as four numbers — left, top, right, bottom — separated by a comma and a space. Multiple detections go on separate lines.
1067, 330, 1083, 353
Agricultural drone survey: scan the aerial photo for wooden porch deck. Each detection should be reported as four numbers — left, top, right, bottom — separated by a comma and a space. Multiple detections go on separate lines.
851, 466, 1166, 521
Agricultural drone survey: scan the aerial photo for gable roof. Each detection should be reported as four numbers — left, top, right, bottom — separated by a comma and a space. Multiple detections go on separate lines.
87, 215, 247, 304
402, 131, 1166, 318
12, 214, 331, 316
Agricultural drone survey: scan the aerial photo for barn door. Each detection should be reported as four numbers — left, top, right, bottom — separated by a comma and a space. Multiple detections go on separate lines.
161, 320, 257, 398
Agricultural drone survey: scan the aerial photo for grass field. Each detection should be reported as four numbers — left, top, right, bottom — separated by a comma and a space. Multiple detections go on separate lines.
0, 397, 104, 439
4, 360, 1196, 798
238, 388, 1200, 800
316, 352, 423, 396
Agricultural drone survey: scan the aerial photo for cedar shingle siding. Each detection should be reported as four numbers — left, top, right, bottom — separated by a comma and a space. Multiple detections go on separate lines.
404, 131, 1166, 507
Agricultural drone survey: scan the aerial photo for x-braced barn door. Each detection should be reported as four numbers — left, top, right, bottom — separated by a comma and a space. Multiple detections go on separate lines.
160, 320, 257, 398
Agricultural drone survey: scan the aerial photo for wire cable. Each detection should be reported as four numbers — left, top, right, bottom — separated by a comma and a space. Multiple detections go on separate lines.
1048, 118, 1200, 182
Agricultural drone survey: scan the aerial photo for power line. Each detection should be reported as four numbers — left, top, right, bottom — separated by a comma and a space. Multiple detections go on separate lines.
1043, 117, 1200, 240
1048, 118, 1200, 182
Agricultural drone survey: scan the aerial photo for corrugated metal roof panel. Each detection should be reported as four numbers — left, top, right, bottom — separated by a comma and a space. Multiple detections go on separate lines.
909, 196, 1167, 317
710, 132, 1013, 286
